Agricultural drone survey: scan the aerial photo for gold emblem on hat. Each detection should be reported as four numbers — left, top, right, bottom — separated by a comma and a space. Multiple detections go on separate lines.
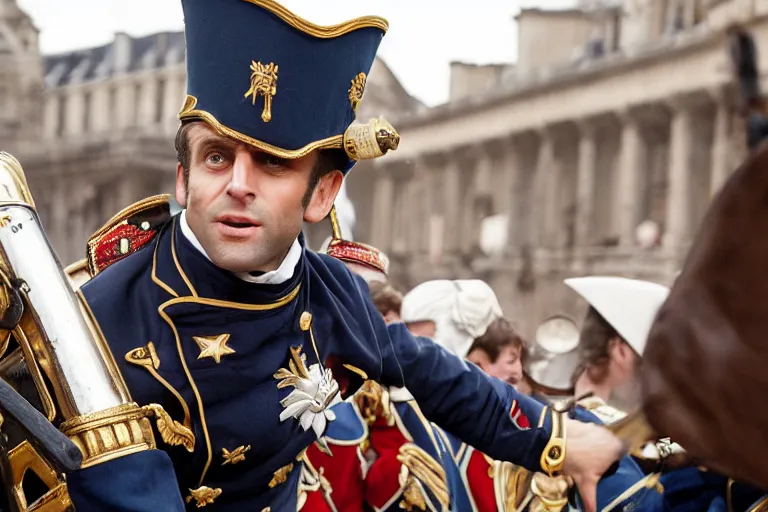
348, 72, 367, 112
244, 61, 279, 123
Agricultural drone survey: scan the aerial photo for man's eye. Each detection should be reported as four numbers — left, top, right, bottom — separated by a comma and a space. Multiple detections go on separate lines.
258, 153, 285, 168
207, 153, 226, 166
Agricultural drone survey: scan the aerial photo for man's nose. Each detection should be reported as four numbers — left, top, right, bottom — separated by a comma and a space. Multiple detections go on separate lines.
226, 151, 255, 201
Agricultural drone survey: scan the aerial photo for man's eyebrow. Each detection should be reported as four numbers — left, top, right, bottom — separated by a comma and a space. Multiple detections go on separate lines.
195, 133, 238, 149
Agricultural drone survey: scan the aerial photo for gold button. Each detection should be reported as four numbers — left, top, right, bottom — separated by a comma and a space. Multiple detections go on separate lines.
299, 312, 312, 331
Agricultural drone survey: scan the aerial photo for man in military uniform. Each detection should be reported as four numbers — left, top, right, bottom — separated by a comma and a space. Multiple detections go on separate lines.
564, 276, 766, 511
57, 0, 626, 510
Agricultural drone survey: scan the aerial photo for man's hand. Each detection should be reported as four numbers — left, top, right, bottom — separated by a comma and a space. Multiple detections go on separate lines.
561, 417, 625, 512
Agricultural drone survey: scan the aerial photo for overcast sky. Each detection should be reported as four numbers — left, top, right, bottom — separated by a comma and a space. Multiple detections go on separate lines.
16, 0, 577, 106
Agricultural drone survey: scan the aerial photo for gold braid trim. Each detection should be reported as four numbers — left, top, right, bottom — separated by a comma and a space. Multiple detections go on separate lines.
60, 402, 196, 468
60, 403, 156, 469
540, 407, 566, 477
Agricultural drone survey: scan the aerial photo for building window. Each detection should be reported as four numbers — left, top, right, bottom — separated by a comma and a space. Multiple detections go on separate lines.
155, 78, 165, 125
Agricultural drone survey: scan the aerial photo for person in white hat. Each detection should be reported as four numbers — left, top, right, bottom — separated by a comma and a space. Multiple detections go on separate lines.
564, 276, 766, 511
565, 276, 669, 414
400, 279, 504, 359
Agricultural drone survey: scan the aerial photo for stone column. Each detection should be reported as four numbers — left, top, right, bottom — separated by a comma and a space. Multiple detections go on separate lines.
465, 147, 492, 254
164, 70, 184, 134
575, 121, 597, 248
533, 130, 554, 248
497, 141, 518, 255
664, 99, 694, 249
709, 90, 730, 198
616, 111, 644, 247
443, 156, 461, 254
371, 166, 394, 252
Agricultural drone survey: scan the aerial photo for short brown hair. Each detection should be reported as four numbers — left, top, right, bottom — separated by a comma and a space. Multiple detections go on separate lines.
467, 317, 527, 364
571, 306, 621, 386
368, 281, 403, 317
174, 121, 347, 207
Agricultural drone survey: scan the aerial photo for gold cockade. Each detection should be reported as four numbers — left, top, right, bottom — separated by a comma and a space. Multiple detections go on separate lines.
348, 72, 367, 112
244, 61, 279, 123
222, 445, 251, 466
194, 333, 235, 364
186, 486, 222, 508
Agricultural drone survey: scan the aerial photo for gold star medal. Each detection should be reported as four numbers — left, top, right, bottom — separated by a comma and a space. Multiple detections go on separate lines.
194, 334, 235, 364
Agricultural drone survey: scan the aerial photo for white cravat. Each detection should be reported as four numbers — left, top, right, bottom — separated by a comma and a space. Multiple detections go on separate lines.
179, 210, 301, 285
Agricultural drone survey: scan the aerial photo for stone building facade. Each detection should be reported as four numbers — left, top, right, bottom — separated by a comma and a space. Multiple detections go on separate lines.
346, 0, 767, 337
0, 0, 765, 339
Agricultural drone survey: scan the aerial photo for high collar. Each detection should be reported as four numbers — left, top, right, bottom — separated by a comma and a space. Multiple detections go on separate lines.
179, 209, 301, 285
152, 215, 305, 306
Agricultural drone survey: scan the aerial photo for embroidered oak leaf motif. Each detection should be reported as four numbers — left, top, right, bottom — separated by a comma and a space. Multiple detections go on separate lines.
269, 463, 294, 488
143, 404, 195, 452
244, 61, 278, 123
348, 72, 367, 112
274, 347, 341, 438
185, 486, 222, 508
222, 445, 251, 466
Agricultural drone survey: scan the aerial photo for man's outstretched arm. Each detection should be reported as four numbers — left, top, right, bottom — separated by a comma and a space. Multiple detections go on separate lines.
351, 277, 623, 511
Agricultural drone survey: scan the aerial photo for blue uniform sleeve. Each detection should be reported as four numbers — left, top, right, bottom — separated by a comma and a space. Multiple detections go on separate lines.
348, 276, 554, 473
379, 321, 553, 473
66, 450, 186, 512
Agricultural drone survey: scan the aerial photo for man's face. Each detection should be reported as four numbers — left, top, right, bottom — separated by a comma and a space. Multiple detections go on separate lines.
175, 123, 341, 273
468, 345, 523, 387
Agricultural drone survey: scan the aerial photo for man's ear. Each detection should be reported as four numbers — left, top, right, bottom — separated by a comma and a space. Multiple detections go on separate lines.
304, 170, 343, 223
175, 163, 188, 208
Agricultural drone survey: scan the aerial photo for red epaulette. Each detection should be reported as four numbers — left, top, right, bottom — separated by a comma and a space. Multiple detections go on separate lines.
86, 195, 172, 277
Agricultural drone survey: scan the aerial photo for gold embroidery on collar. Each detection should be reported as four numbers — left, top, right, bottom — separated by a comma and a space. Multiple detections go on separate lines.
125, 342, 193, 430
185, 486, 221, 508
171, 220, 198, 297
222, 445, 251, 466
194, 334, 235, 364
162, 285, 300, 311
244, 61, 278, 123
269, 463, 294, 488
151, 235, 178, 298
348, 72, 366, 111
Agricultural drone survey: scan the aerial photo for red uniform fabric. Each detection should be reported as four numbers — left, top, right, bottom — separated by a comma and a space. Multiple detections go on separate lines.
304, 442, 365, 511
364, 416, 411, 509
465, 447, 497, 512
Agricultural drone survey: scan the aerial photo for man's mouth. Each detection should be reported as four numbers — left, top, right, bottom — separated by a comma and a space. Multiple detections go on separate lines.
217, 216, 260, 229
221, 220, 255, 228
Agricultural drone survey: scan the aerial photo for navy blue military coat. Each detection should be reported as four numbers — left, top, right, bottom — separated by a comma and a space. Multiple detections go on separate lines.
65, 212, 557, 511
